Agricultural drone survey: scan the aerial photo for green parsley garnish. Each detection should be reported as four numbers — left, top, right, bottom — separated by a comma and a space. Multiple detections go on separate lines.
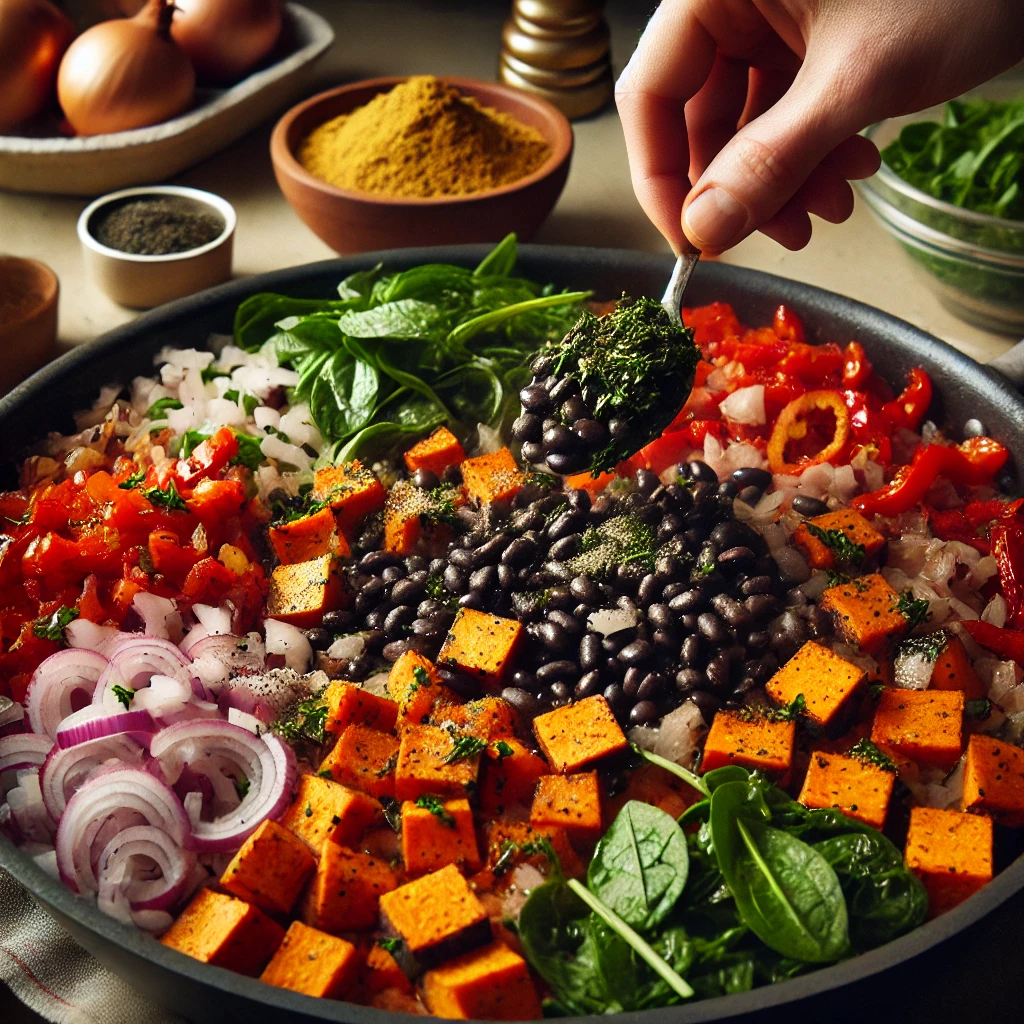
274, 686, 329, 747
415, 794, 456, 828
304, 803, 313, 817
847, 738, 898, 773
494, 740, 515, 763
118, 470, 147, 490
33, 605, 80, 642
410, 665, 431, 693
200, 366, 229, 383
144, 397, 184, 419
142, 480, 188, 512
805, 523, 866, 567
965, 698, 993, 720
443, 733, 488, 764
377, 937, 403, 954
112, 684, 136, 710
896, 630, 951, 664
896, 591, 932, 630
234, 775, 250, 800
492, 840, 519, 878
736, 693, 806, 724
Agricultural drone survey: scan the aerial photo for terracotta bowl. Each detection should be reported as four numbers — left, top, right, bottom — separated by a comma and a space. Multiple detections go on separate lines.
0, 257, 58, 394
269, 76, 573, 254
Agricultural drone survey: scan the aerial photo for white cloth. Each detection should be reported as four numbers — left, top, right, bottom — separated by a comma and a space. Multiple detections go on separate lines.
0, 869, 184, 1024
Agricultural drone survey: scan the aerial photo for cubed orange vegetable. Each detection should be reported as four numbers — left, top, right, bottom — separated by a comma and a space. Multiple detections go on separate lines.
961, 733, 1024, 825
438, 607, 523, 687
820, 573, 908, 655
301, 844, 397, 933
422, 942, 542, 1020
928, 633, 986, 700
793, 509, 885, 570
905, 806, 993, 916
383, 480, 443, 556
279, 773, 380, 854
401, 797, 482, 876
394, 724, 481, 802
530, 770, 602, 845
480, 820, 584, 881
533, 694, 627, 773
312, 460, 386, 537
266, 553, 349, 628
404, 426, 466, 477
259, 921, 360, 999
870, 688, 964, 770
797, 751, 895, 830
268, 506, 351, 566
460, 447, 523, 505
219, 819, 316, 915
701, 710, 796, 779
434, 697, 517, 741
765, 640, 866, 732
388, 651, 458, 730
479, 737, 549, 816
365, 943, 413, 995
160, 889, 284, 976
319, 724, 400, 800
604, 762, 700, 823
323, 680, 399, 737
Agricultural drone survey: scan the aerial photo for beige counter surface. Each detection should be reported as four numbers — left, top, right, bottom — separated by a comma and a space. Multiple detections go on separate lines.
0, 0, 1018, 368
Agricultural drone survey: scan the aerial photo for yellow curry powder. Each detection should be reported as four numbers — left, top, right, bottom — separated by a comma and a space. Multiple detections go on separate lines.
298, 76, 551, 198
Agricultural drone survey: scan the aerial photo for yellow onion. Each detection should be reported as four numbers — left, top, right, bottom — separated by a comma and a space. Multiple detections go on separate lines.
170, 0, 281, 85
0, 0, 75, 132
57, 0, 195, 136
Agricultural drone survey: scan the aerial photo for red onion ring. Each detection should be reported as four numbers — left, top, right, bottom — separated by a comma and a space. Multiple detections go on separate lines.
40, 735, 145, 820
93, 637, 196, 713
24, 649, 109, 739
189, 633, 265, 693
0, 733, 53, 772
55, 708, 156, 750
96, 824, 196, 912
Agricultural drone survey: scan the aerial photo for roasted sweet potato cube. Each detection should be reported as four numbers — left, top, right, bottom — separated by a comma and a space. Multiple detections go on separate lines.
404, 426, 466, 477
365, 943, 413, 995
438, 607, 523, 687
701, 711, 796, 779
279, 773, 380, 853
266, 553, 349, 628
302, 843, 397, 933
962, 733, 1024, 825
870, 688, 964, 770
793, 509, 885, 570
765, 640, 866, 732
312, 460, 386, 537
394, 724, 480, 802
371, 988, 423, 1013
604, 762, 700, 823
268, 506, 351, 566
479, 737, 549, 816
161, 889, 284, 976
435, 697, 517, 741
423, 941, 543, 1021
383, 480, 445, 556
378, 863, 490, 977
323, 680, 399, 737
460, 447, 523, 505
820, 573, 908, 655
220, 819, 316, 915
905, 806, 993, 916
401, 797, 482, 876
533, 694, 628, 773
530, 770, 602, 845
388, 651, 458, 729
260, 921, 360, 999
320, 724, 399, 800
797, 751, 895, 830
480, 820, 584, 881
929, 634, 986, 700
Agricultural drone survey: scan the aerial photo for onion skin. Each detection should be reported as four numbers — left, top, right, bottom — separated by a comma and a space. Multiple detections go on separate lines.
170, 0, 281, 85
57, 0, 195, 136
0, 0, 75, 132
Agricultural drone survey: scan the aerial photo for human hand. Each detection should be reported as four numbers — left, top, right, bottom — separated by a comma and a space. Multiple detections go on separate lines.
616, 0, 1024, 254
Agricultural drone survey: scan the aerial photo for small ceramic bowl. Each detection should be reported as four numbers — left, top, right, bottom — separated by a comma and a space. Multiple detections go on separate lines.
0, 257, 59, 394
77, 186, 236, 309
270, 76, 573, 254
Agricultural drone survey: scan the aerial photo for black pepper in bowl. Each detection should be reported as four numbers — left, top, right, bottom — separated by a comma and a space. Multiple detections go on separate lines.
90, 196, 225, 256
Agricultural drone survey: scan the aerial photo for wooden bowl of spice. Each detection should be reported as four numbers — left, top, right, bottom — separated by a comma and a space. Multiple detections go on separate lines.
270, 75, 573, 253
0, 257, 59, 394
77, 186, 236, 309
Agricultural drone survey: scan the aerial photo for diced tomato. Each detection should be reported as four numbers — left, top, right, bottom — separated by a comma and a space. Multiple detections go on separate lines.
682, 301, 743, 346
148, 529, 199, 587
177, 427, 240, 487
187, 478, 248, 522
773, 304, 806, 345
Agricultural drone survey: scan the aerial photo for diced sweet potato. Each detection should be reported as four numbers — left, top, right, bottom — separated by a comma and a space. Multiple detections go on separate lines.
401, 797, 482, 876
478, 737, 549, 817
259, 921, 360, 999
797, 751, 895, 830
371, 988, 425, 1013
365, 943, 414, 995
279, 773, 380, 854
961, 733, 1024, 825
701, 710, 796, 779
388, 651, 458, 729
765, 640, 866, 732
319, 724, 400, 800
268, 506, 351, 566
404, 426, 466, 477
530, 770, 602, 845
533, 695, 628, 774
793, 509, 885, 570
480, 820, 584, 881
422, 941, 542, 1021
905, 806, 993, 916
394, 724, 481, 802
438, 608, 523, 687
820, 573, 908, 655
266, 553, 349, 628
604, 763, 700, 823
434, 697, 517, 741
378, 863, 491, 977
324, 680, 399, 737
312, 460, 386, 537
929, 634, 986, 700
301, 844, 397, 933
870, 688, 964, 770
161, 889, 284, 976
383, 480, 442, 556
220, 819, 316, 915
460, 447, 523, 505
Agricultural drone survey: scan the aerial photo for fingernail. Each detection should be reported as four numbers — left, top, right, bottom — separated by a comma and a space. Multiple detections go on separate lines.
684, 188, 748, 251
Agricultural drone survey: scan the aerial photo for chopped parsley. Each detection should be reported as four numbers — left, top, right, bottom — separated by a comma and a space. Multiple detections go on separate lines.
805, 523, 866, 567
142, 480, 188, 512
304, 803, 313, 817
566, 514, 656, 579
232, 432, 266, 471
274, 686, 329, 746
847, 738, 898, 773
896, 630, 950, 663
234, 775, 250, 800
270, 491, 330, 526
410, 665, 431, 693
896, 591, 932, 630
443, 733, 488, 764
144, 397, 184, 419
494, 740, 515, 763
377, 937, 403, 955
965, 698, 992, 720
223, 389, 260, 417
317, 768, 333, 778
492, 840, 519, 878
415, 794, 456, 828
200, 366, 229, 383
33, 605, 80, 642
118, 470, 147, 490
112, 684, 136, 710
737, 694, 806, 723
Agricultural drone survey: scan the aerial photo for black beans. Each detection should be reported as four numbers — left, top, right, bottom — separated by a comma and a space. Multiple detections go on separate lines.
546, 586, 575, 611
458, 591, 485, 610
303, 627, 332, 651
706, 652, 733, 689
521, 442, 545, 464
443, 564, 467, 593
745, 593, 781, 621
354, 577, 386, 612
573, 419, 607, 448
680, 634, 704, 668
570, 575, 601, 604
623, 666, 643, 697
603, 683, 628, 716
359, 550, 402, 574
608, 417, 629, 439
511, 413, 542, 443
469, 565, 499, 593
383, 604, 416, 635
531, 355, 553, 378
502, 687, 540, 718
675, 668, 704, 692
542, 424, 578, 455
536, 660, 579, 684
635, 468, 659, 495
687, 690, 721, 723
711, 594, 751, 629
637, 671, 665, 701
629, 701, 659, 726
731, 467, 772, 491
471, 532, 511, 567
549, 535, 580, 560
321, 608, 353, 632
646, 603, 673, 631
579, 632, 603, 671
391, 578, 425, 606
502, 536, 537, 568
717, 546, 757, 573
686, 460, 718, 484
718, 480, 739, 499
561, 396, 589, 422
547, 609, 582, 636
548, 376, 578, 403
546, 510, 582, 542
697, 611, 730, 645
619, 639, 653, 665
575, 670, 603, 699
533, 621, 570, 651
791, 494, 830, 518
740, 575, 773, 597
520, 383, 552, 413
669, 589, 705, 614
710, 521, 759, 551
497, 564, 516, 590
412, 468, 439, 490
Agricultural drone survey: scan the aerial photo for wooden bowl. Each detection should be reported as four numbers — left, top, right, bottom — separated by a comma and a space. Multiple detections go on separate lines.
0, 258, 58, 394
269, 76, 573, 253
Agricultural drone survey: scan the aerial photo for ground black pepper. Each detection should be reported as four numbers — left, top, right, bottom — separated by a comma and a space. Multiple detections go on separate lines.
91, 196, 224, 256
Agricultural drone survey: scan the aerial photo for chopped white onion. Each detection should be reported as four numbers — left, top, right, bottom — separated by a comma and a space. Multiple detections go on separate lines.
264, 619, 313, 673
719, 385, 765, 425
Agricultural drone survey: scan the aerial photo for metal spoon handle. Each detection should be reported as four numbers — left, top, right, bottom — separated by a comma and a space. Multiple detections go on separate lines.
661, 242, 702, 325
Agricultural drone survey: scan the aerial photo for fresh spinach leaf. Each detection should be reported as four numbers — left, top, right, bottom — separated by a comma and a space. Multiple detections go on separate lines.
309, 351, 379, 440
447, 291, 590, 347
337, 299, 447, 340
337, 263, 382, 301
474, 233, 517, 277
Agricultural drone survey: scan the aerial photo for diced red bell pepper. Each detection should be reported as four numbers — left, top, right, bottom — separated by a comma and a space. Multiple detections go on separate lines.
961, 620, 1024, 666
992, 499, 1024, 628
682, 301, 743, 346
182, 556, 239, 605
773, 304, 806, 345
842, 342, 872, 390
77, 574, 107, 623
187, 478, 248, 522
177, 427, 240, 487
148, 529, 199, 587
775, 342, 844, 386
881, 368, 932, 431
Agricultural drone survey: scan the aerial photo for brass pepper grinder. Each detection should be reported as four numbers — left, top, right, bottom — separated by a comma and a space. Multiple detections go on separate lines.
499, 0, 613, 120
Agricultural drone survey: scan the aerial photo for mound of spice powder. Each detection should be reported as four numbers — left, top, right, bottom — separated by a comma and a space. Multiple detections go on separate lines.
92, 196, 224, 256
298, 75, 551, 198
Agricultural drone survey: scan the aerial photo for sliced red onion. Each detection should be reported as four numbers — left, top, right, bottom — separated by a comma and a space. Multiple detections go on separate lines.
97, 824, 196, 911
150, 721, 295, 852
93, 636, 195, 712
24, 648, 109, 739
65, 618, 123, 655
55, 708, 155, 750
7, 770, 56, 844
179, 623, 210, 656
189, 633, 265, 695
55, 766, 190, 894
264, 618, 312, 673
40, 735, 144, 820
131, 592, 183, 642
227, 708, 266, 736
0, 733, 53, 772
131, 673, 193, 720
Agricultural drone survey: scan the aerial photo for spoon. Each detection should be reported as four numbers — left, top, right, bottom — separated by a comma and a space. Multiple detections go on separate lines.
661, 239, 702, 326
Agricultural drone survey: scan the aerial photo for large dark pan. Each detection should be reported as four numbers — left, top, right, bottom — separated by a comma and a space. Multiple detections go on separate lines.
2, 246, 1024, 1024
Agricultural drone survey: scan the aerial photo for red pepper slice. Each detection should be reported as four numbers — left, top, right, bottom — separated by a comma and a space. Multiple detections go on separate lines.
992, 499, 1024, 628
961, 620, 1024, 666
841, 342, 872, 390
773, 304, 806, 345
767, 390, 851, 475
881, 368, 932, 431
177, 426, 239, 487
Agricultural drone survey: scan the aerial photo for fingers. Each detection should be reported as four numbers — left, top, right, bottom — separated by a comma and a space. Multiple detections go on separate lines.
757, 198, 812, 251
684, 54, 750, 187
821, 133, 881, 181
794, 164, 854, 225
